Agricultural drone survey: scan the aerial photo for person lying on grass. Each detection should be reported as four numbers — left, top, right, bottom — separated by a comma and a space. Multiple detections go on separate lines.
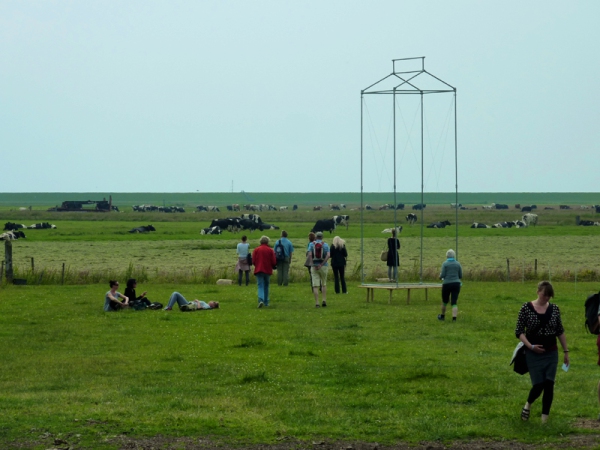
163, 292, 219, 311
104, 280, 129, 312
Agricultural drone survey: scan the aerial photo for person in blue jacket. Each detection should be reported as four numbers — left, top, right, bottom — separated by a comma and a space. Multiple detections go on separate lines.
438, 249, 463, 322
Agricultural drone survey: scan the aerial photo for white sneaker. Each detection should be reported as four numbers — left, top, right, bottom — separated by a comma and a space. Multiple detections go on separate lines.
258, 302, 264, 308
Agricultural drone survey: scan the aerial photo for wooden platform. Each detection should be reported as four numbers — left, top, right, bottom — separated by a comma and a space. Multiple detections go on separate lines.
359, 283, 442, 304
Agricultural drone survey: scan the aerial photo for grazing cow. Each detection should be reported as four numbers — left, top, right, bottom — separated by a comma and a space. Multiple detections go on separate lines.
129, 225, 156, 233
515, 204, 521, 209
329, 204, 340, 210
28, 222, 57, 229
238, 219, 259, 231
196, 205, 208, 212
201, 226, 222, 235
522, 213, 538, 227
207, 206, 220, 212
470, 222, 491, 228
595, 205, 600, 214
313, 205, 322, 211
406, 213, 417, 225
396, 203, 405, 210
333, 215, 349, 229
258, 222, 280, 231
241, 214, 262, 224
521, 206, 532, 212
365, 204, 373, 210
226, 204, 240, 211
450, 203, 462, 209
4, 222, 27, 231
382, 226, 403, 234
412, 203, 426, 210
581, 205, 591, 210
379, 204, 390, 210
340, 204, 347, 209
495, 204, 509, 209
559, 205, 571, 210
0, 230, 26, 240
279, 206, 288, 211
427, 220, 451, 229
311, 219, 336, 234
210, 218, 241, 233
293, 205, 298, 211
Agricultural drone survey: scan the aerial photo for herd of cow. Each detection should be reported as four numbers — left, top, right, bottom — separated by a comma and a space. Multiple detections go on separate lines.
1, 222, 57, 241
200, 214, 351, 235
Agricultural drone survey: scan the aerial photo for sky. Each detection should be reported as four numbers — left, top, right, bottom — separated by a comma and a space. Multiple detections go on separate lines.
1, 1, 599, 193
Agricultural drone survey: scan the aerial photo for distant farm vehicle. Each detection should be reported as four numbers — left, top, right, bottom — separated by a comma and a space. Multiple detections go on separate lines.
48, 196, 115, 212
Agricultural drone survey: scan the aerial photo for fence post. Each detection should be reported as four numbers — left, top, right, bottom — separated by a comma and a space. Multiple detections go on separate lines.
535, 259, 538, 276
61, 263, 65, 285
5, 240, 13, 283
0, 261, 4, 284
506, 258, 510, 282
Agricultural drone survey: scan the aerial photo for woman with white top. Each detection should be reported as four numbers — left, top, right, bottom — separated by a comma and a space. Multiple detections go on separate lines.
236, 235, 251, 286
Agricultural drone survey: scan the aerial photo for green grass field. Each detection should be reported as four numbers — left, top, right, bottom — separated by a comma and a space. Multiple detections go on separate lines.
1, 282, 600, 449
1, 193, 600, 448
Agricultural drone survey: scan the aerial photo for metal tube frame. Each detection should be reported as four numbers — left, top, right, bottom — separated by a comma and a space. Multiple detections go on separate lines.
360, 57, 458, 286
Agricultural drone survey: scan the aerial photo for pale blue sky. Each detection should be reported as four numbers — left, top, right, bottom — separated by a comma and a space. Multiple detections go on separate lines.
1, 1, 598, 193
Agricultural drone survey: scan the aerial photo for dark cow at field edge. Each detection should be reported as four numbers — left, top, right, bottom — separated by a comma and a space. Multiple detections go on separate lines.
129, 225, 156, 233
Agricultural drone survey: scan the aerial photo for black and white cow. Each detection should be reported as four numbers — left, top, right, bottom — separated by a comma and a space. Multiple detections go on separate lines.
239, 219, 259, 231
241, 214, 262, 224
471, 222, 491, 228
333, 215, 349, 229
201, 226, 222, 235
492, 221, 514, 228
258, 222, 280, 231
412, 203, 426, 210
210, 218, 241, 233
559, 205, 571, 210
330, 204, 341, 210
406, 213, 417, 225
313, 205, 322, 211
522, 213, 538, 227
311, 219, 336, 234
396, 203, 405, 210
450, 203, 463, 209
340, 204, 347, 209
0, 230, 26, 240
129, 225, 156, 233
28, 222, 57, 229
512, 220, 527, 228
365, 204, 373, 210
3, 222, 26, 231
427, 220, 451, 228
578, 220, 595, 226
279, 206, 288, 211
226, 204, 241, 212
382, 226, 403, 234
196, 205, 208, 212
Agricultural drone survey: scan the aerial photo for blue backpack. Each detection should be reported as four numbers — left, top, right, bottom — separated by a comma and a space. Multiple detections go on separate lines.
275, 240, 286, 261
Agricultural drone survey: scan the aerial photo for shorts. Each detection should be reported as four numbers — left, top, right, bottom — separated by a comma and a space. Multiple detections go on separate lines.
597, 334, 600, 366
311, 265, 329, 287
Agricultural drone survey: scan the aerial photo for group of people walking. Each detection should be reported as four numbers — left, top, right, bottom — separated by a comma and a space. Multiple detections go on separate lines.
239, 230, 349, 308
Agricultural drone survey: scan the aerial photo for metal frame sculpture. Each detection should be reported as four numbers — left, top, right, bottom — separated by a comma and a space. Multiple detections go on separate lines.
360, 57, 458, 286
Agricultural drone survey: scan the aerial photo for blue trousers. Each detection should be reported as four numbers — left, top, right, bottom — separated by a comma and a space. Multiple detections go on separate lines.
255, 273, 271, 306
167, 292, 190, 309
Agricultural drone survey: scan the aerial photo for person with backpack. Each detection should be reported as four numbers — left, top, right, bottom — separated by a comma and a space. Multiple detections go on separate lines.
330, 235, 348, 294
252, 235, 277, 308
273, 230, 294, 286
515, 281, 570, 423
308, 231, 330, 307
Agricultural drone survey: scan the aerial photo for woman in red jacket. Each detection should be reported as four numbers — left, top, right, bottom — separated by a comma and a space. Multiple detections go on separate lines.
252, 235, 276, 308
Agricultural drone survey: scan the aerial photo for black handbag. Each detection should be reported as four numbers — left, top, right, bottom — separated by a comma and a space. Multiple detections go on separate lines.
510, 342, 528, 375
246, 253, 253, 266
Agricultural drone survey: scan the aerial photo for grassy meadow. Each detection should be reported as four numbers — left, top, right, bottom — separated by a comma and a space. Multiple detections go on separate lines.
1, 193, 600, 448
1, 282, 600, 449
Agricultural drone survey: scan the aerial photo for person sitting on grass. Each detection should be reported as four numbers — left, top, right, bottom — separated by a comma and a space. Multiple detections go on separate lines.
124, 278, 151, 309
104, 280, 129, 312
164, 292, 219, 311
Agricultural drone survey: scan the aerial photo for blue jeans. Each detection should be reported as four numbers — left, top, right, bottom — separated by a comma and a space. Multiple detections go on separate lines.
255, 273, 271, 306
167, 292, 190, 309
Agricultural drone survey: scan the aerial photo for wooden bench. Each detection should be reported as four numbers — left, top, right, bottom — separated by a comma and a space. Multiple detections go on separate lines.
359, 283, 443, 304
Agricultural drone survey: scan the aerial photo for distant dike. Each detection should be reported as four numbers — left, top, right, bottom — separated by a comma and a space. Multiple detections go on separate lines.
0, 192, 598, 207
